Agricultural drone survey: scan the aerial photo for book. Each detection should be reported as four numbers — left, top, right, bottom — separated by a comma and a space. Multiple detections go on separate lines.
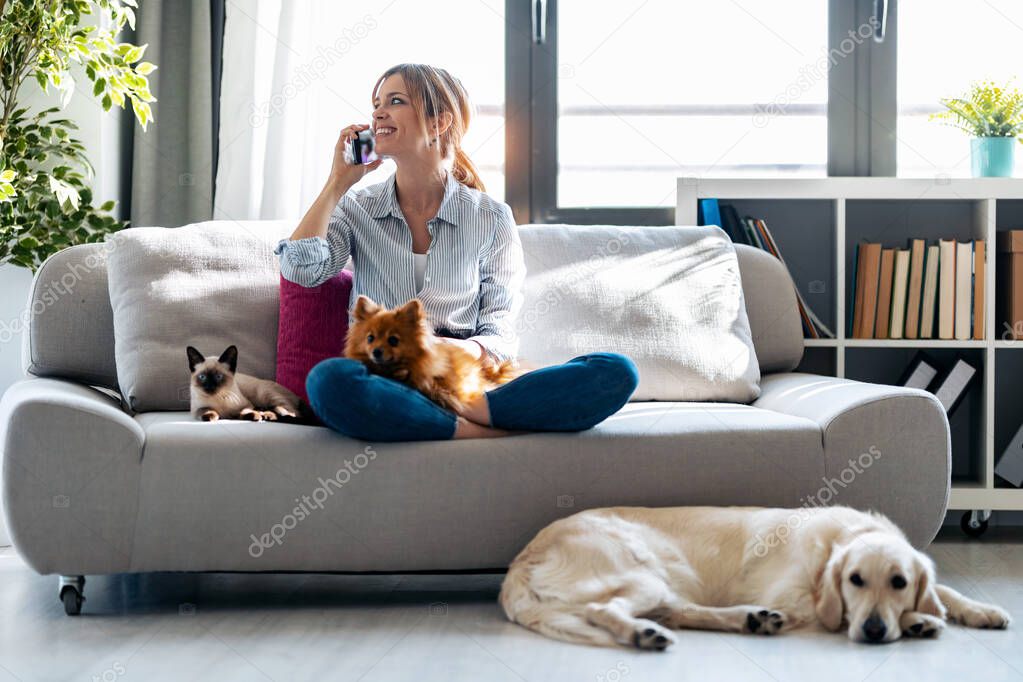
889, 249, 911, 339
852, 243, 869, 338
900, 351, 940, 390
938, 239, 957, 340
920, 244, 940, 338
848, 242, 860, 338
698, 199, 722, 229
874, 248, 895, 339
973, 239, 985, 340
858, 243, 883, 338
955, 241, 973, 340
743, 217, 766, 250
904, 238, 926, 339
931, 356, 977, 414
719, 204, 747, 245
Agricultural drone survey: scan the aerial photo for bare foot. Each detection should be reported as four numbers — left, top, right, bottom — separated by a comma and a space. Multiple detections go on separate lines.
453, 416, 518, 439
458, 394, 493, 427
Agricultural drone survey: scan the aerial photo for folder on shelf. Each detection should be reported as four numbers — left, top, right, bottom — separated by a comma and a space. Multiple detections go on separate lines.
899, 351, 940, 390
931, 356, 977, 414
938, 239, 957, 340
955, 241, 973, 340
889, 249, 911, 339
904, 238, 926, 339
995, 421, 1023, 487
875, 248, 895, 339
920, 244, 940, 339
973, 239, 985, 340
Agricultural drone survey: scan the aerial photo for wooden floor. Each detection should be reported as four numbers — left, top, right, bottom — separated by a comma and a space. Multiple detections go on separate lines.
1, 529, 1022, 682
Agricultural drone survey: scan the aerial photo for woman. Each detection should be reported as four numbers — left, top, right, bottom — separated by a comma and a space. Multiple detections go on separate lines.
275, 63, 638, 441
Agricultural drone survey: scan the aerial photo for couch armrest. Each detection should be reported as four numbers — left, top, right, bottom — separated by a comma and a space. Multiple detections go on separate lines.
0, 378, 144, 574
753, 372, 950, 548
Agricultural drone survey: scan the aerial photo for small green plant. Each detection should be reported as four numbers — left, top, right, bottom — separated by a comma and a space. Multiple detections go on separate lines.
929, 79, 1023, 140
0, 0, 157, 270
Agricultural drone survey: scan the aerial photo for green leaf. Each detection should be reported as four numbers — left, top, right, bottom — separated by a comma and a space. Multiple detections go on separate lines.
99, 200, 115, 211
101, 93, 112, 111
135, 61, 157, 75
93, 78, 106, 96
18, 236, 41, 249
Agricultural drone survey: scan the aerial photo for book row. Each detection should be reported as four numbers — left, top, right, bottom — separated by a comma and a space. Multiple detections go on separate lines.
850, 239, 985, 340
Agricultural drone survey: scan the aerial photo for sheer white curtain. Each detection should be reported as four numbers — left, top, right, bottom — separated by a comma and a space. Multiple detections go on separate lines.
215, 0, 505, 222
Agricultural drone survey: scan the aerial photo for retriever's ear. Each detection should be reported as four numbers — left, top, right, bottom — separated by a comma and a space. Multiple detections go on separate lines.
353, 295, 380, 321
913, 552, 946, 619
815, 543, 848, 631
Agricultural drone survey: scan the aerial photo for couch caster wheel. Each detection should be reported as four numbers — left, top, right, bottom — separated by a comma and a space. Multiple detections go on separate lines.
960, 510, 990, 539
58, 575, 85, 615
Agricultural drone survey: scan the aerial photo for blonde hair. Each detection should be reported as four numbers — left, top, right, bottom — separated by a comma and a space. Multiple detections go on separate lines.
372, 63, 486, 192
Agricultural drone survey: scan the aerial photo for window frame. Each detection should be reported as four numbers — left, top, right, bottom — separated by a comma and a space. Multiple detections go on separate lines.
505, 0, 900, 225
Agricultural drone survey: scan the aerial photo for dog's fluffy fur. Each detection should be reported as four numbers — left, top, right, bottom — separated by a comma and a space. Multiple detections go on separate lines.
344, 295, 519, 412
187, 345, 307, 422
500, 505, 1010, 649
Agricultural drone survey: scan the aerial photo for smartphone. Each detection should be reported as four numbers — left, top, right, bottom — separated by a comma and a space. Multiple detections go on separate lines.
345, 129, 378, 165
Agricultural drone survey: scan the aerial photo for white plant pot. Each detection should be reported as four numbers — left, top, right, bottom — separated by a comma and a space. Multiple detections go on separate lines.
0, 263, 35, 547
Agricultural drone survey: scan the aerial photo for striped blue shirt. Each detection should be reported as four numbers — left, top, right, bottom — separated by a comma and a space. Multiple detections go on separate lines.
274, 170, 525, 362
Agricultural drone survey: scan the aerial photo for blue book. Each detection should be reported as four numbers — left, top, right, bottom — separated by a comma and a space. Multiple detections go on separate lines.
698, 198, 722, 228
848, 243, 860, 337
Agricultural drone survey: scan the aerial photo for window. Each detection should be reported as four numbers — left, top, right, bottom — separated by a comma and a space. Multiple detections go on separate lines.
897, 0, 1023, 178
554, 0, 828, 209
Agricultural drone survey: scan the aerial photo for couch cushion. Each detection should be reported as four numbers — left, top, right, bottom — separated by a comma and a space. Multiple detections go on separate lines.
517, 224, 762, 402
127, 404, 823, 572
276, 271, 353, 402
105, 221, 294, 411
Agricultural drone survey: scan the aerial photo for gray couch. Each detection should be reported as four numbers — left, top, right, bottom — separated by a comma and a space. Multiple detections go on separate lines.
1, 233, 951, 615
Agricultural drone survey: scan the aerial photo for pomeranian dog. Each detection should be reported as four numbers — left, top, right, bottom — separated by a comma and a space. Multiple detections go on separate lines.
344, 295, 520, 413
187, 345, 309, 422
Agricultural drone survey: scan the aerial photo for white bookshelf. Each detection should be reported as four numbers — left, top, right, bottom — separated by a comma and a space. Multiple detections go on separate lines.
677, 178, 1023, 517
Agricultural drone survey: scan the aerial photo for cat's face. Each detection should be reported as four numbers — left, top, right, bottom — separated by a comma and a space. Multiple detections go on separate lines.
187, 345, 237, 395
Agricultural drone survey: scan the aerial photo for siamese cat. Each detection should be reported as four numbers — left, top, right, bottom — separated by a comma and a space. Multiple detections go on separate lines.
186, 345, 308, 422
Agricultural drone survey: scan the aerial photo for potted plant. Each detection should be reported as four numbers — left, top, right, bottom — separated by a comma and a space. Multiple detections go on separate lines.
1, 0, 157, 271
0, 0, 156, 545
930, 79, 1023, 177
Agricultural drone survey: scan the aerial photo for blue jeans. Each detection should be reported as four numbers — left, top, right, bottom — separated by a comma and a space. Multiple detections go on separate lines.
305, 353, 639, 442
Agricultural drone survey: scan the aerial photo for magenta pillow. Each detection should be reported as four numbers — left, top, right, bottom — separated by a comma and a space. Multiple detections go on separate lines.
276, 271, 353, 402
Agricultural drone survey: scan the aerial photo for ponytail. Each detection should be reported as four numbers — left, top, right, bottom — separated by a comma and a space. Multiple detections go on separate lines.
452, 146, 486, 193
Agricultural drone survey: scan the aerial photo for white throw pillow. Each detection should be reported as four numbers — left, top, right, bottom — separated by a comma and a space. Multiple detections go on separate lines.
105, 221, 293, 412
516, 224, 761, 402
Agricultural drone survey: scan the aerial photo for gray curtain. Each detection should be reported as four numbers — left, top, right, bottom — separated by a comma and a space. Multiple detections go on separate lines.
125, 0, 225, 228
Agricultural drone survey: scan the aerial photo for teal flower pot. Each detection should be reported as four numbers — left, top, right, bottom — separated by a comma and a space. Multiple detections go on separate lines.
970, 137, 1016, 177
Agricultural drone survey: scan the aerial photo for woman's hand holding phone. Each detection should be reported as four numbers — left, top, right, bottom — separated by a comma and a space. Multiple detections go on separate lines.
329, 123, 383, 191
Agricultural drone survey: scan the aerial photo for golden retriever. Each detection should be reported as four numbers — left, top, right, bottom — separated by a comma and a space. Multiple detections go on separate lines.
500, 505, 1010, 649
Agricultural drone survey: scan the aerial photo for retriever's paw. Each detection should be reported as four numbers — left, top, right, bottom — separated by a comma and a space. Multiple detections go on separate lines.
900, 612, 945, 639
745, 609, 785, 635
953, 603, 1011, 630
632, 620, 676, 651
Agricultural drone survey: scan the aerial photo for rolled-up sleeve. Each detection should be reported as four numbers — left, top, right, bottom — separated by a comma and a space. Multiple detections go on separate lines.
274, 195, 354, 287
469, 204, 525, 363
